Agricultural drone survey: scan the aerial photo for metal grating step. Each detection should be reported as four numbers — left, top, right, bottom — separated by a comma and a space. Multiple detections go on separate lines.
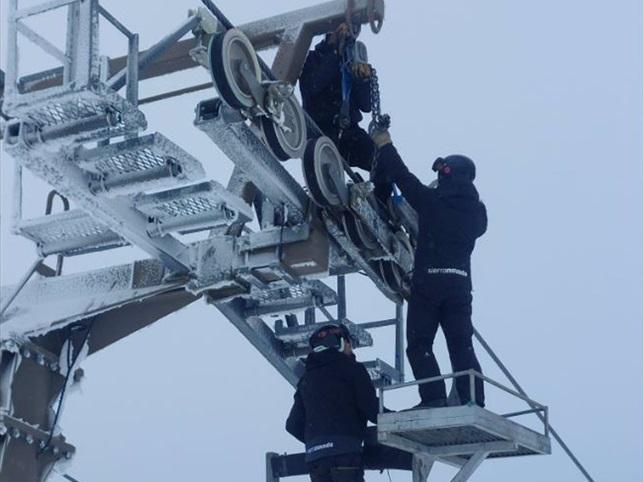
363, 358, 401, 387
16, 209, 127, 256
276, 318, 373, 349
378, 405, 551, 459
134, 180, 253, 237
76, 133, 206, 196
4, 85, 146, 144
243, 280, 337, 317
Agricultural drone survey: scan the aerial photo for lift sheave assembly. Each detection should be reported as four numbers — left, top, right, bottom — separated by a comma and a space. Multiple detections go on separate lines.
0, 1, 586, 482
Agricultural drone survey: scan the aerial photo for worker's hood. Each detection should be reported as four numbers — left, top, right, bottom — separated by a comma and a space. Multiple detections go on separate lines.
305, 349, 353, 371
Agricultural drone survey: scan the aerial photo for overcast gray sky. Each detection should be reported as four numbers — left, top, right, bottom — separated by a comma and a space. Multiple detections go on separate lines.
1, 1, 642, 481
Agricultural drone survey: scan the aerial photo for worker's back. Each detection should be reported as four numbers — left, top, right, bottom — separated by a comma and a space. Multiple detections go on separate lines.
286, 349, 378, 462
414, 181, 487, 288
299, 38, 371, 132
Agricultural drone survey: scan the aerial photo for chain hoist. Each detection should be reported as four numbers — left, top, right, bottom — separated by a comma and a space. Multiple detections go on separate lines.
367, 65, 391, 184
368, 66, 390, 134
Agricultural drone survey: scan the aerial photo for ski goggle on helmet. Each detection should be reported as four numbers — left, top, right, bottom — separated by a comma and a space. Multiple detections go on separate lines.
432, 155, 476, 182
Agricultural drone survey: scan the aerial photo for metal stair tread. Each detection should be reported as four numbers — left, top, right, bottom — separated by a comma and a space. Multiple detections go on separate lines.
75, 132, 206, 196
134, 180, 253, 235
243, 280, 337, 317
15, 209, 127, 256
363, 358, 401, 386
5, 83, 145, 135
275, 318, 373, 349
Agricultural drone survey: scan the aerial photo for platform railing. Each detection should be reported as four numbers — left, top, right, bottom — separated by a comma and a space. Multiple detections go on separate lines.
378, 369, 549, 437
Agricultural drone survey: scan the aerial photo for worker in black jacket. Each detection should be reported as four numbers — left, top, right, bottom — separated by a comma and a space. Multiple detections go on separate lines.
286, 324, 379, 482
370, 129, 487, 408
299, 23, 375, 172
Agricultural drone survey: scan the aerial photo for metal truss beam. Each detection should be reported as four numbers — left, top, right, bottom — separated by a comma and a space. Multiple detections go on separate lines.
213, 297, 303, 387
195, 99, 308, 221
0, 259, 191, 338
10, 0, 384, 96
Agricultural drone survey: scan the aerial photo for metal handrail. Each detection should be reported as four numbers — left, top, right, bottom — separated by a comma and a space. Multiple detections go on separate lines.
0, 256, 44, 319
502, 407, 546, 418
98, 5, 134, 39
377, 369, 549, 437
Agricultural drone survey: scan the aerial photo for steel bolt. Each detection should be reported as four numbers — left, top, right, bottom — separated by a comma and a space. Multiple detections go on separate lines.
25, 434, 34, 445
36, 354, 46, 366
52, 446, 60, 456
65, 451, 73, 460
50, 361, 59, 372
21, 349, 31, 359
10, 428, 20, 439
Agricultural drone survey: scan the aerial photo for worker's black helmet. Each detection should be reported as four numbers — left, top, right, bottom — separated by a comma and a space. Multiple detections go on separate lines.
432, 155, 476, 182
309, 323, 352, 352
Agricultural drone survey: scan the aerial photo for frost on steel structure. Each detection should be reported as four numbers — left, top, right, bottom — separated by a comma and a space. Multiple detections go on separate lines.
0, 1, 408, 481
0, 1, 561, 482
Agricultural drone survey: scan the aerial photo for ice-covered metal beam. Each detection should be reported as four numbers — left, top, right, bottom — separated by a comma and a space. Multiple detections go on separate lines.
195, 99, 308, 222
0, 259, 189, 338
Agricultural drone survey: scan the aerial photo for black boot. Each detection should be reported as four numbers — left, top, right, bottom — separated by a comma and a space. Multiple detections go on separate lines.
402, 398, 448, 411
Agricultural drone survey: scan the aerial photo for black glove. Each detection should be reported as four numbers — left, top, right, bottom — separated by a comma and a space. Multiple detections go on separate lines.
370, 148, 400, 185
370, 127, 392, 148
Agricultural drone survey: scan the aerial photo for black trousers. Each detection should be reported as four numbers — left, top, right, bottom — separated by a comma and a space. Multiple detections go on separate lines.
315, 123, 392, 206
308, 453, 364, 482
406, 276, 485, 406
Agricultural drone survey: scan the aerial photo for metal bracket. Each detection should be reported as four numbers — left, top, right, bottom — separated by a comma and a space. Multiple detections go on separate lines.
412, 454, 436, 482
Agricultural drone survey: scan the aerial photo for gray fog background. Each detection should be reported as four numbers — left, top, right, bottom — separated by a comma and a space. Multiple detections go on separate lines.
1, 0, 642, 480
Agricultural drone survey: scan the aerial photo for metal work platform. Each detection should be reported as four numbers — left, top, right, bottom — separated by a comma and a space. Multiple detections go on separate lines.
378, 405, 550, 459
376, 371, 551, 481
266, 369, 550, 481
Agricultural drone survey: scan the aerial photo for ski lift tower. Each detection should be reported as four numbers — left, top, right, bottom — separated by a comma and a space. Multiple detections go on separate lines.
0, 1, 564, 481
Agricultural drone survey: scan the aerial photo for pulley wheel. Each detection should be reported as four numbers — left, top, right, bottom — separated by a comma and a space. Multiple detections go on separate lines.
260, 94, 307, 161
342, 210, 378, 251
378, 259, 405, 294
303, 137, 348, 208
209, 29, 261, 109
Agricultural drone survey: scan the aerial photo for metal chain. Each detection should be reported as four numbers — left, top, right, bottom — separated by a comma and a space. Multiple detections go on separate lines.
369, 66, 390, 178
368, 68, 380, 178
369, 66, 383, 133
369, 66, 390, 132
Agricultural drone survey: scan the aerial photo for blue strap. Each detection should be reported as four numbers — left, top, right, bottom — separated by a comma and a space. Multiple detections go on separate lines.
341, 63, 353, 103
392, 185, 403, 205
